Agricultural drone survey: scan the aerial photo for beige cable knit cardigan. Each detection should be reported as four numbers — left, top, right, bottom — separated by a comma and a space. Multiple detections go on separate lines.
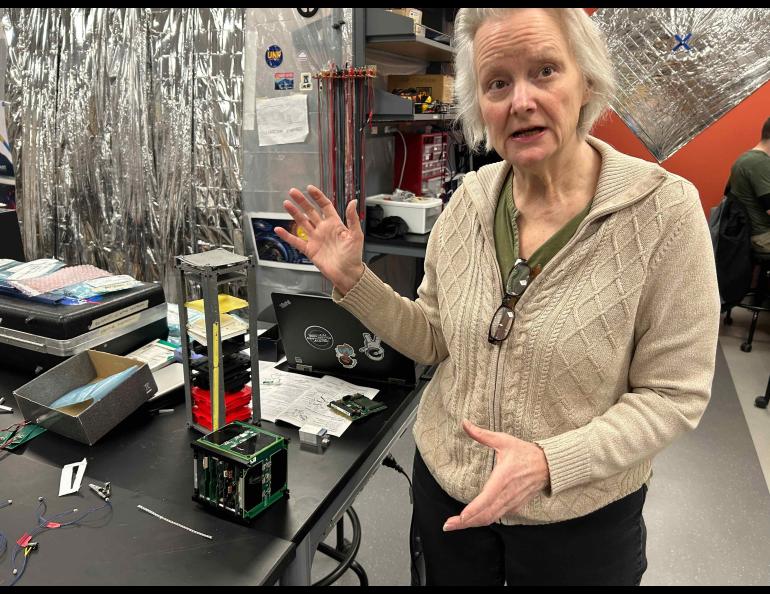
334, 136, 720, 524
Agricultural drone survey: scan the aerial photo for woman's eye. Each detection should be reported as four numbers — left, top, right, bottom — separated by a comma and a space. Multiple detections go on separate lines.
489, 80, 506, 91
541, 66, 554, 77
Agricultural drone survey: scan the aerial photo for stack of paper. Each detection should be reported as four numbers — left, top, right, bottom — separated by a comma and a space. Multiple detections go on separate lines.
127, 339, 177, 372
187, 314, 249, 346
256, 369, 380, 438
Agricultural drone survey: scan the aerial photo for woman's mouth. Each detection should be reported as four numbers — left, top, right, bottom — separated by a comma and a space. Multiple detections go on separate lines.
511, 126, 545, 138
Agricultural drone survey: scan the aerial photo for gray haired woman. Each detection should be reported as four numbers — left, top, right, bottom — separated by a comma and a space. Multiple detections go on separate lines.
276, 8, 720, 586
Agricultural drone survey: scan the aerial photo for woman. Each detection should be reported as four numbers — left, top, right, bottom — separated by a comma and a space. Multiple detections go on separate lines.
275, 8, 720, 586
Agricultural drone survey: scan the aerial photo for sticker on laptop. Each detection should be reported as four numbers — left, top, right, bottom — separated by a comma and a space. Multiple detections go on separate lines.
359, 333, 384, 362
305, 326, 334, 350
335, 344, 357, 369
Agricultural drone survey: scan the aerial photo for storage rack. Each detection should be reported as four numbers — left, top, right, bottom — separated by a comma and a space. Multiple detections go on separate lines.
175, 249, 261, 433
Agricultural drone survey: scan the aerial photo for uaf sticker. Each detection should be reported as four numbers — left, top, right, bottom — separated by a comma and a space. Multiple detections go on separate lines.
335, 344, 357, 369
359, 333, 384, 361
265, 45, 283, 68
305, 326, 333, 350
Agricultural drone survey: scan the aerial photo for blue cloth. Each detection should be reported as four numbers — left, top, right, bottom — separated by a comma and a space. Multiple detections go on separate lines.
50, 366, 138, 410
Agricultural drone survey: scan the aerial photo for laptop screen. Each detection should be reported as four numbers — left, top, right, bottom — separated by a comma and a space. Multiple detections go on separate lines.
271, 292, 415, 387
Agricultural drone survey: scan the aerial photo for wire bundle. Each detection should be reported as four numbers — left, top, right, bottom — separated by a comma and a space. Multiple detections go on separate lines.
315, 64, 376, 221
2, 496, 112, 586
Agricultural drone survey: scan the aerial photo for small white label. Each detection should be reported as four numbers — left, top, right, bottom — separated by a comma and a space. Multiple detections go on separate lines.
89, 300, 149, 330
300, 72, 313, 91
94, 313, 142, 338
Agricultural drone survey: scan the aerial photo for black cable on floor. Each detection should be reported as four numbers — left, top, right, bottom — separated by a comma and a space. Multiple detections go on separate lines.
381, 453, 424, 585
312, 506, 364, 586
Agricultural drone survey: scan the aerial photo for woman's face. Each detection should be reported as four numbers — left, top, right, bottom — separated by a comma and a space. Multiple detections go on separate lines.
475, 9, 590, 170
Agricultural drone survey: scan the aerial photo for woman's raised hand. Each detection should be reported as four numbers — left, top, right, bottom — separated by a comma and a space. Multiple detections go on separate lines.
274, 185, 365, 295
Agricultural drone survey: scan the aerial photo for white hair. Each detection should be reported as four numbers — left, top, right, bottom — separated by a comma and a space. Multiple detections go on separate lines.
454, 8, 616, 152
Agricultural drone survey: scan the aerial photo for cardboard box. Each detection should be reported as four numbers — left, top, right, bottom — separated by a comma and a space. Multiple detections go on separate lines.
13, 350, 158, 445
388, 75, 455, 104
386, 8, 422, 24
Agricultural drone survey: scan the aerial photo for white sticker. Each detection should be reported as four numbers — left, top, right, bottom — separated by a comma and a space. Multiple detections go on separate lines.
59, 458, 88, 497
300, 72, 313, 91
93, 313, 142, 338
305, 325, 334, 350
89, 300, 149, 330
359, 333, 385, 361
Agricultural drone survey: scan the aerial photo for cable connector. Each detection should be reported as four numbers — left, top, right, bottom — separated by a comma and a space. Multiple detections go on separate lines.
382, 453, 405, 474
381, 454, 413, 504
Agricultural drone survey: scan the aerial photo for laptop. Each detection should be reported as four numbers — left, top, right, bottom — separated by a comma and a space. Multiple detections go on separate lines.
271, 292, 416, 387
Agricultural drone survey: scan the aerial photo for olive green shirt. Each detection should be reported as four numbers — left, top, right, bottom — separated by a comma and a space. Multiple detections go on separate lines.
494, 169, 593, 283
728, 149, 770, 236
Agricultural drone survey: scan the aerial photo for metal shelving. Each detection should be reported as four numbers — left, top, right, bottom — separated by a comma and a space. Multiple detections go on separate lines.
175, 249, 261, 433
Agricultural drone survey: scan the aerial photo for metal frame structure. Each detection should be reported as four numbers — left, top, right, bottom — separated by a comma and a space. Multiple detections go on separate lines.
175, 249, 261, 433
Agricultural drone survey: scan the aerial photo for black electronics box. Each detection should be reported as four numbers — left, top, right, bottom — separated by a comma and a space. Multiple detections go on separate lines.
0, 282, 168, 375
191, 421, 289, 522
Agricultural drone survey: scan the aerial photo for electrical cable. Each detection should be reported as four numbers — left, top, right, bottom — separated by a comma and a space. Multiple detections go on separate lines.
381, 453, 413, 503
381, 453, 424, 585
394, 129, 408, 191
4, 496, 112, 586
0, 499, 9, 559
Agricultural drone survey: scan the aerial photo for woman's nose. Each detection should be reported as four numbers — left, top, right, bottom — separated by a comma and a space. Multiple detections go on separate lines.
509, 82, 536, 115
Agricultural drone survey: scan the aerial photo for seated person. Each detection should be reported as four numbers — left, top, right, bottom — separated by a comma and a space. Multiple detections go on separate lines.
728, 117, 770, 254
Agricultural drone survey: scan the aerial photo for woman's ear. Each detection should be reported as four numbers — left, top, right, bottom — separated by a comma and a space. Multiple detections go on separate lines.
582, 78, 592, 107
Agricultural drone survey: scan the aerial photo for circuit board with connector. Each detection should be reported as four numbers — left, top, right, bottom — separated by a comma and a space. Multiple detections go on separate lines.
328, 393, 387, 420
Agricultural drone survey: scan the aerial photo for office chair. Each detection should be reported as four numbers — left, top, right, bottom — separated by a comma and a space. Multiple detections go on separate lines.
724, 251, 770, 352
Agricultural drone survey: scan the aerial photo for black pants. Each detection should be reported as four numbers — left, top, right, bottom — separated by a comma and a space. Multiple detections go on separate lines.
411, 450, 648, 586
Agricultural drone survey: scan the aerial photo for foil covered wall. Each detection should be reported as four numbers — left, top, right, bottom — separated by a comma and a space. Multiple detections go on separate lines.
2, 8, 244, 302
4, 9, 62, 260
191, 9, 243, 257
593, 8, 770, 162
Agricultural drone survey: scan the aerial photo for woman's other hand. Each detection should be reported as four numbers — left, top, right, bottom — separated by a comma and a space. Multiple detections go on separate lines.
275, 185, 365, 295
442, 420, 551, 531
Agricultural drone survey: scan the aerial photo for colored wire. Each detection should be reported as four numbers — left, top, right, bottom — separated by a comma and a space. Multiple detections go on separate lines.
317, 76, 325, 195
4, 496, 112, 586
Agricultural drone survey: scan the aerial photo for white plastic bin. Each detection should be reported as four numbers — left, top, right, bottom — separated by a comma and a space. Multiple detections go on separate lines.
366, 195, 443, 235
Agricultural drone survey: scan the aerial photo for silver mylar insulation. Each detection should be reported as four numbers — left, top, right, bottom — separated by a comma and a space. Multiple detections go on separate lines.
593, 8, 770, 162
2, 8, 244, 301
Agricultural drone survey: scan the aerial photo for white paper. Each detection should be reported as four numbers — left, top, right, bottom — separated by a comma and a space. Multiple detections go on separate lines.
128, 339, 176, 372
59, 458, 88, 496
256, 94, 309, 146
254, 369, 381, 437
276, 382, 354, 438
7, 258, 63, 280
